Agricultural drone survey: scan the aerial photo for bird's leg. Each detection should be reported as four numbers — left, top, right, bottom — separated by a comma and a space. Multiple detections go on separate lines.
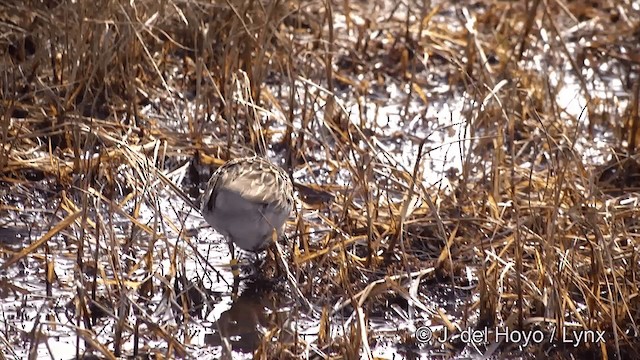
228, 239, 241, 278
227, 239, 241, 298
252, 250, 261, 267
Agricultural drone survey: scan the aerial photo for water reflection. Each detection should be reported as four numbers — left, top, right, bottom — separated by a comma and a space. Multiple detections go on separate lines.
206, 279, 288, 357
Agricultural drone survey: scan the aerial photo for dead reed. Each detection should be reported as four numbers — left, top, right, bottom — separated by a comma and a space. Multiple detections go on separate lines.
1, 0, 639, 358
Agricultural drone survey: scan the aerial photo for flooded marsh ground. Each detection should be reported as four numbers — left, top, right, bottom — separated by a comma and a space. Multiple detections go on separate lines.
1, 0, 640, 359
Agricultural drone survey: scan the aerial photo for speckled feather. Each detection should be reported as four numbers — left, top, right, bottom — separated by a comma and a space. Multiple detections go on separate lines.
203, 157, 293, 210
200, 156, 294, 251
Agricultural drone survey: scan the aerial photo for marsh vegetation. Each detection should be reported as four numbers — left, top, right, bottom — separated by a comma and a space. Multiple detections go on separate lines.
1, 0, 639, 359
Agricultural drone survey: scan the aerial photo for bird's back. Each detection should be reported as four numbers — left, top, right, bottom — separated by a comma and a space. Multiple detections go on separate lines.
200, 156, 294, 251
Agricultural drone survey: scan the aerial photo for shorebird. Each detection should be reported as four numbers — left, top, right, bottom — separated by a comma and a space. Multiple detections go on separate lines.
198, 156, 314, 311
200, 156, 294, 259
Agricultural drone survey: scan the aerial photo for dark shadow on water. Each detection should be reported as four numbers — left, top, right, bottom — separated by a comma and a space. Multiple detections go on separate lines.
206, 279, 290, 356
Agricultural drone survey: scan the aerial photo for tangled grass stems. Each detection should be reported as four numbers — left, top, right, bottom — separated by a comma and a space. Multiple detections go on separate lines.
1, 0, 640, 358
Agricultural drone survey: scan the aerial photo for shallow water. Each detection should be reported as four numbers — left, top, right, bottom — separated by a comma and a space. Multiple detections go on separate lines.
2, 0, 636, 357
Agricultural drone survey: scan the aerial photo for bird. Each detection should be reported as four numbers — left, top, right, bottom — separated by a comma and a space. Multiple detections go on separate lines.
200, 156, 294, 259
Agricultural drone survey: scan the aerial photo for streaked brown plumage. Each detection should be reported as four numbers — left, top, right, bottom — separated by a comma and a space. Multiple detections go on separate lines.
200, 156, 294, 253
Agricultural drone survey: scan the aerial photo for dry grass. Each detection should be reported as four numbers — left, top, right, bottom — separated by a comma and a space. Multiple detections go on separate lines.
1, 0, 640, 358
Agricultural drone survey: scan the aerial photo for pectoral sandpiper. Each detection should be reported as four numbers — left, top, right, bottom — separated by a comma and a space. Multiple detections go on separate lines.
200, 156, 294, 258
